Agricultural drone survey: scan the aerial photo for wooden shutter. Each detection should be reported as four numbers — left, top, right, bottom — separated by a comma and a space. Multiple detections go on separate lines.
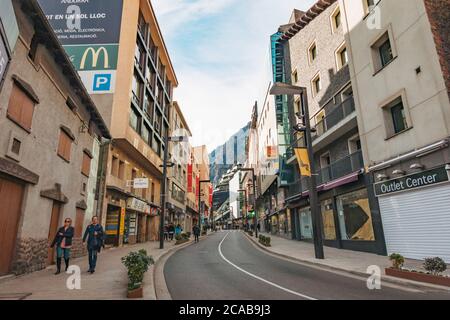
7, 84, 35, 131
81, 152, 91, 176
58, 130, 72, 161
75, 208, 85, 238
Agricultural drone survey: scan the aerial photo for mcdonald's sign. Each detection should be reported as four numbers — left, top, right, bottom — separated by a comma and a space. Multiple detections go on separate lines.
65, 45, 119, 71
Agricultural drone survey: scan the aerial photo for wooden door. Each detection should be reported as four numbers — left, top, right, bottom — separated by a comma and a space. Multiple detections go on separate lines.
47, 203, 61, 265
0, 177, 24, 276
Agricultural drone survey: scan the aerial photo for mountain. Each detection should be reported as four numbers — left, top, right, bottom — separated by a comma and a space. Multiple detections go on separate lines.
209, 123, 250, 187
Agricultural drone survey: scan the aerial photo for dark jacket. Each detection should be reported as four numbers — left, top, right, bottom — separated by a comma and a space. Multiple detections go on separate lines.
193, 225, 200, 236
51, 226, 74, 248
83, 224, 104, 251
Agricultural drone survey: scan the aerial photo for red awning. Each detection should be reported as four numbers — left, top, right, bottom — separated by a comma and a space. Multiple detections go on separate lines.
322, 171, 361, 191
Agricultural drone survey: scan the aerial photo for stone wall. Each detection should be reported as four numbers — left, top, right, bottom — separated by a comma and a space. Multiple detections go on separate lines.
71, 238, 87, 259
12, 238, 48, 275
423, 0, 450, 99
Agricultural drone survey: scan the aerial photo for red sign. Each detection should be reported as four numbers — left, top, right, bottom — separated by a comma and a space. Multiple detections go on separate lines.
209, 185, 213, 207
187, 164, 193, 193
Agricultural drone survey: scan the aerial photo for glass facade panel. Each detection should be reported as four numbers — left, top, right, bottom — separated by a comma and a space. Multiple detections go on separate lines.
299, 207, 313, 240
321, 199, 336, 240
337, 189, 375, 241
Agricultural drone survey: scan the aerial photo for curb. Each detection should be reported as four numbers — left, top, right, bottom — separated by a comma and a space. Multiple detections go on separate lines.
242, 232, 450, 292
153, 233, 213, 300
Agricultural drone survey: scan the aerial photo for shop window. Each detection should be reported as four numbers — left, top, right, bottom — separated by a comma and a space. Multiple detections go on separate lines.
321, 199, 336, 240
298, 207, 313, 240
57, 128, 74, 162
7, 83, 36, 132
337, 189, 375, 241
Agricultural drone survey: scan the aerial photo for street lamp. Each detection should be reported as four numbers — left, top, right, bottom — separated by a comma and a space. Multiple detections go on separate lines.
198, 179, 211, 235
234, 164, 258, 238
160, 134, 189, 250
238, 189, 248, 229
270, 82, 325, 260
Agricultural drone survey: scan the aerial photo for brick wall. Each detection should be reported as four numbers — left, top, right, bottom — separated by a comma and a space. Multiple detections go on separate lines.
424, 0, 450, 99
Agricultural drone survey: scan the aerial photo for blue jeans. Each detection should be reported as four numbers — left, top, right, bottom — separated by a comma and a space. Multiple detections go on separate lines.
88, 249, 98, 271
56, 247, 71, 260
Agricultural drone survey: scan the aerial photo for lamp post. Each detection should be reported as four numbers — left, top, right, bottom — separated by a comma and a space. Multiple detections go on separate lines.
235, 165, 258, 238
159, 134, 189, 250
270, 82, 325, 259
198, 180, 211, 235
238, 189, 248, 229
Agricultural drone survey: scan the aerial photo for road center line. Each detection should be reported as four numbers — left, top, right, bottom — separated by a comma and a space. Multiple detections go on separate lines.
218, 232, 318, 300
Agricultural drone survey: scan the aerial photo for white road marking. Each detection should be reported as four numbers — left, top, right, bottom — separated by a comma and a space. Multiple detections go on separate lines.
218, 232, 318, 300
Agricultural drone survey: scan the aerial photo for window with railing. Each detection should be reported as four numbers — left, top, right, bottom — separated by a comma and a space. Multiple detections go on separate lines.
138, 12, 147, 40
143, 92, 154, 122
312, 96, 355, 141
288, 150, 364, 197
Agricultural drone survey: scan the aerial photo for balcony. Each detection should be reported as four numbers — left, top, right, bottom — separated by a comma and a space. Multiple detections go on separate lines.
287, 150, 364, 199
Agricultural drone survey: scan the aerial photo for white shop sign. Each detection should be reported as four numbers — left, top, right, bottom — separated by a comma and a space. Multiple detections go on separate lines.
127, 197, 150, 214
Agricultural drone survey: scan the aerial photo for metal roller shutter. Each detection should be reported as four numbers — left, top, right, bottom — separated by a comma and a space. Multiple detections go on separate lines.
379, 183, 450, 263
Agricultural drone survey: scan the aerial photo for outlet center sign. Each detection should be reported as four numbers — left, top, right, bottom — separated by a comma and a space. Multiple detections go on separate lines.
38, 0, 124, 94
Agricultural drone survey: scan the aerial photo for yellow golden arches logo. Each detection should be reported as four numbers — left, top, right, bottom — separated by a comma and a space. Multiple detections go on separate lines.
80, 47, 109, 70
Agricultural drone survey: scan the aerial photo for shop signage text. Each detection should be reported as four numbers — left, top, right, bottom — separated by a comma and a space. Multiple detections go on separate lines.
127, 197, 150, 214
374, 167, 449, 197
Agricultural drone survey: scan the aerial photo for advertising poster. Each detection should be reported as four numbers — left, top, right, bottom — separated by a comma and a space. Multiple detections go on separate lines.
38, 0, 124, 94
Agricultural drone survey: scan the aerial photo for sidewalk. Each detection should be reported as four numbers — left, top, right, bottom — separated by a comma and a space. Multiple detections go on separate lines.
0, 239, 189, 300
245, 232, 450, 282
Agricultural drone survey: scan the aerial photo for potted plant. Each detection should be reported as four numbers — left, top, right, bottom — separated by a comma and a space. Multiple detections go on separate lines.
121, 249, 154, 299
424, 257, 447, 276
385, 255, 450, 287
175, 233, 190, 245
389, 253, 405, 269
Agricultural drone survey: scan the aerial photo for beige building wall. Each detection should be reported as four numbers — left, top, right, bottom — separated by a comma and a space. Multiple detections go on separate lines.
340, 0, 450, 166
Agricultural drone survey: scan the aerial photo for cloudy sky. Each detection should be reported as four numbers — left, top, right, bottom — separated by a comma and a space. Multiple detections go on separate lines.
152, 0, 316, 152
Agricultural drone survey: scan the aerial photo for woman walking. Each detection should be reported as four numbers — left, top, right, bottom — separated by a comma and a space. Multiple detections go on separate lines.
51, 218, 74, 275
82, 216, 104, 274
175, 224, 182, 237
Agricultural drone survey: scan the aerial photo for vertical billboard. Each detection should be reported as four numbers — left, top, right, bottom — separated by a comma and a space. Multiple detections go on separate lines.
38, 0, 124, 94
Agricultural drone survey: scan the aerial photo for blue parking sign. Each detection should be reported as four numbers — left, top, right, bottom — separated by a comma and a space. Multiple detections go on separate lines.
93, 74, 112, 91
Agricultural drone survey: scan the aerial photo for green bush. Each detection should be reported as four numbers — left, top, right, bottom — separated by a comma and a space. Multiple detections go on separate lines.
259, 235, 271, 247
424, 257, 447, 275
389, 253, 405, 269
121, 250, 154, 290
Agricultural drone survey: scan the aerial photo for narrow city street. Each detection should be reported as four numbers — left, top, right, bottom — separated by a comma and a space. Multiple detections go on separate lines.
164, 231, 450, 300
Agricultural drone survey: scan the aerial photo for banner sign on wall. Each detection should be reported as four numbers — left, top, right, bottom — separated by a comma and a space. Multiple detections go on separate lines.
37, 0, 124, 94
0, 26, 9, 85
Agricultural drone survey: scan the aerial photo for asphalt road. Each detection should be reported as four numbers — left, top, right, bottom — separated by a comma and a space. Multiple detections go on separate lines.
164, 231, 450, 300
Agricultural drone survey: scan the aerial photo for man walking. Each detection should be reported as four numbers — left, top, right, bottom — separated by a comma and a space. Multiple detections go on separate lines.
83, 216, 104, 274
193, 224, 200, 243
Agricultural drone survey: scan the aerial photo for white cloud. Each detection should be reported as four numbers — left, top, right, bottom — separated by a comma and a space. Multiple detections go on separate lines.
152, 0, 317, 151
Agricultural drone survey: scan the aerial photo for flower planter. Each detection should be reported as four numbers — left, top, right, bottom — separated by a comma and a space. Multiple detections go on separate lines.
175, 238, 189, 245
127, 286, 143, 299
385, 268, 450, 287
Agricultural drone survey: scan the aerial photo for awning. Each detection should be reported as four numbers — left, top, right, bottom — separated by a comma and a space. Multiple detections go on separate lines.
285, 170, 362, 204
322, 170, 362, 191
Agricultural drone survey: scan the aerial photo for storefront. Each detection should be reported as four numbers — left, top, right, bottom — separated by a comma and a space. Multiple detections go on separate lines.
375, 166, 450, 262
126, 197, 152, 244
289, 173, 386, 255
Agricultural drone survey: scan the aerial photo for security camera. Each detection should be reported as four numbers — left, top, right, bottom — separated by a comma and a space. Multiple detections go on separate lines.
295, 111, 304, 119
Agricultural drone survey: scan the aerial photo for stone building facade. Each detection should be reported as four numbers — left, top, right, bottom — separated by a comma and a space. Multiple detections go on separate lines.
0, 0, 110, 276
279, 0, 386, 254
